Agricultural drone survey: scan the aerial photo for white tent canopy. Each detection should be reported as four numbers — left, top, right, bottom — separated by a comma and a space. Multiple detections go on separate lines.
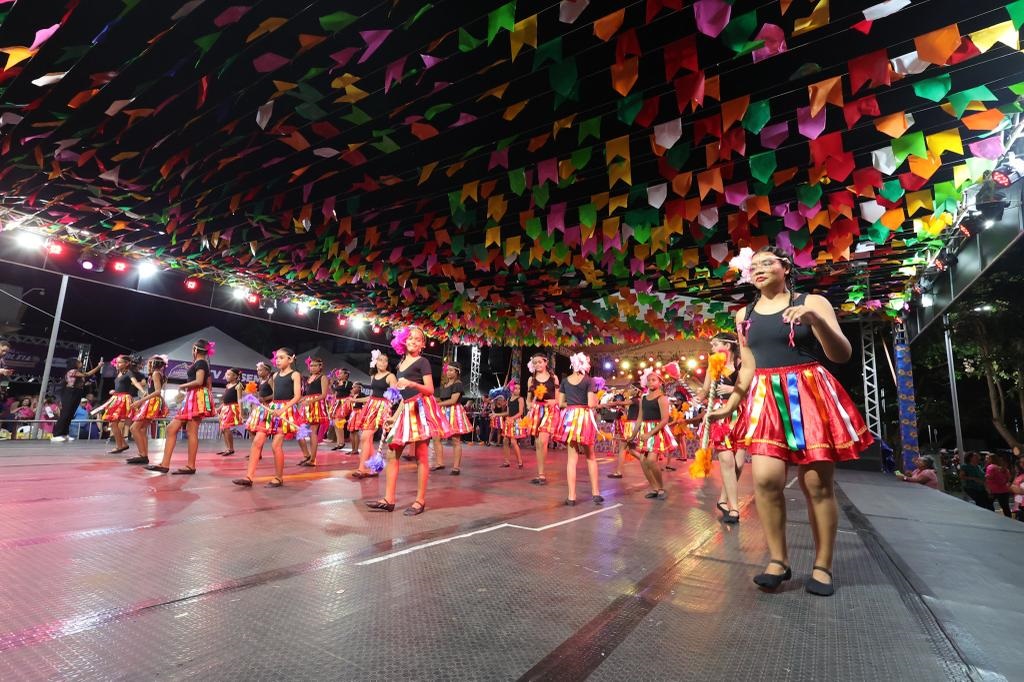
295, 346, 371, 385
131, 326, 269, 384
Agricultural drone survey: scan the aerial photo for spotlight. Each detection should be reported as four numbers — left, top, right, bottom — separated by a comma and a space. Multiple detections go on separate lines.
232, 287, 248, 300
698, 354, 706, 361
921, 294, 934, 308
296, 302, 309, 315
15, 231, 43, 249
46, 242, 63, 256
984, 219, 995, 229
184, 279, 199, 291
429, 341, 436, 347
111, 260, 128, 273
138, 261, 158, 278
80, 257, 94, 271
640, 361, 647, 368
265, 305, 276, 315
372, 326, 381, 334
603, 361, 613, 370
621, 360, 631, 370
350, 316, 365, 330
686, 359, 698, 370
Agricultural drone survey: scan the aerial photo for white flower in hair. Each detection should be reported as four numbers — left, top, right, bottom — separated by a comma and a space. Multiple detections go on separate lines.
639, 366, 654, 388
527, 357, 538, 374
569, 352, 590, 374
728, 246, 755, 284
370, 349, 381, 369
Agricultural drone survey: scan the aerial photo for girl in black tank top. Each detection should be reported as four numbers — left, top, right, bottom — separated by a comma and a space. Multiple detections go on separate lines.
234, 349, 302, 489
102, 355, 136, 454
697, 333, 746, 523
297, 358, 328, 467
351, 350, 396, 477
628, 370, 677, 500
556, 353, 603, 506
493, 385, 525, 468
126, 356, 169, 466
714, 246, 873, 596
218, 368, 243, 457
146, 339, 215, 475
525, 353, 560, 485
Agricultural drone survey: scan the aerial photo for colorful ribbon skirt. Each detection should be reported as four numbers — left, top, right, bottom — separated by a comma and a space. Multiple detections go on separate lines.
501, 415, 525, 440
526, 401, 561, 436
176, 387, 215, 420
442, 404, 473, 435
739, 362, 872, 464
219, 402, 243, 429
629, 420, 680, 457
101, 393, 134, 422
621, 419, 638, 441
556, 405, 599, 447
304, 397, 328, 425
246, 400, 303, 436
333, 396, 355, 422
387, 394, 452, 449
130, 396, 167, 421
350, 396, 391, 431
612, 416, 626, 440
698, 398, 746, 451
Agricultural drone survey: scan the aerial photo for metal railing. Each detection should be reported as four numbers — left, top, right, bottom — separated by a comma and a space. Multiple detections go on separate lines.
0, 418, 239, 442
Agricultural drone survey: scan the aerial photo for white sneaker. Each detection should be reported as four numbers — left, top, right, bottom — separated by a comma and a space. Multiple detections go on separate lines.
67, 436, 75, 441
51, 436, 66, 442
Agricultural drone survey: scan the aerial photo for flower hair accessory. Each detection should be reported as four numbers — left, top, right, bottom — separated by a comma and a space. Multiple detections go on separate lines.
391, 326, 411, 355
728, 247, 755, 284
569, 352, 590, 374
305, 357, 313, 370
527, 356, 542, 374
369, 349, 382, 369
639, 366, 654, 388
204, 341, 216, 358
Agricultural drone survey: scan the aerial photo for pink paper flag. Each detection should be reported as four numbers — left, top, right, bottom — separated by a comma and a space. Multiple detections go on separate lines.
968, 136, 1004, 160
776, 231, 794, 253
724, 181, 749, 206
796, 105, 827, 140
214, 6, 251, 28
581, 236, 598, 258
760, 121, 789, 149
253, 53, 289, 73
792, 246, 817, 268
330, 47, 360, 72
358, 29, 392, 64
783, 210, 805, 230
488, 148, 509, 170
421, 53, 443, 69
537, 158, 558, 185
384, 56, 406, 93
694, 0, 731, 38
798, 201, 822, 219
31, 24, 60, 51
547, 203, 567, 233
752, 24, 786, 62
450, 112, 477, 127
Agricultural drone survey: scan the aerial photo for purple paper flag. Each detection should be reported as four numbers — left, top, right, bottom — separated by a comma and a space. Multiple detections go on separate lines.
760, 121, 789, 149
358, 30, 392, 64
214, 6, 251, 28
253, 53, 289, 73
968, 136, 1004, 160
31, 24, 61, 51
724, 181, 749, 206
797, 105, 827, 140
752, 24, 786, 62
694, 0, 732, 38
384, 56, 406, 93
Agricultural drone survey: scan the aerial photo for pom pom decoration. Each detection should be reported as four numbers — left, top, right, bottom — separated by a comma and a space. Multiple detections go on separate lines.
242, 393, 261, 407
245, 381, 258, 394
689, 351, 730, 479
661, 361, 681, 381
591, 377, 606, 393
390, 326, 412, 355
639, 367, 655, 388
369, 349, 382, 370
296, 424, 311, 440
728, 246, 755, 285
206, 341, 216, 358
569, 352, 590, 374
384, 386, 402, 403
489, 385, 511, 400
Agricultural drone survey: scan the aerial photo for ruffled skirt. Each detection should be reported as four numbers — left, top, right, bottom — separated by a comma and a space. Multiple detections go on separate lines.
175, 387, 214, 420
556, 405, 599, 447
246, 400, 303, 436
219, 403, 243, 429
333, 396, 355, 421
442, 404, 473, 435
304, 398, 328, 425
131, 396, 167, 421
351, 396, 391, 431
387, 395, 452, 449
526, 402, 561, 436
101, 393, 134, 422
698, 397, 747, 451
629, 420, 679, 457
502, 415, 525, 440
739, 362, 872, 464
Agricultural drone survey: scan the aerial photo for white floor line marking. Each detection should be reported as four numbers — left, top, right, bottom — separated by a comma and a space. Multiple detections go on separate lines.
356, 503, 624, 566
785, 476, 798, 489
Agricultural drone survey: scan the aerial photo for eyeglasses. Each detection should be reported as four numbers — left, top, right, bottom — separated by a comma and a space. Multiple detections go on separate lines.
750, 258, 784, 271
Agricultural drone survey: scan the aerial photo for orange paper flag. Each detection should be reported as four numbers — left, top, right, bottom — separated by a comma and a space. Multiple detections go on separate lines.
808, 76, 843, 118
594, 9, 626, 41
914, 24, 961, 66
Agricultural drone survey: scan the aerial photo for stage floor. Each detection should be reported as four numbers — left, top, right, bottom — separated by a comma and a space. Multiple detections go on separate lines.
0, 439, 1012, 680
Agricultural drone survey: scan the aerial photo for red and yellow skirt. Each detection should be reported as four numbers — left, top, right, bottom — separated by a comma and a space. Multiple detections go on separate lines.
131, 396, 167, 421
526, 402, 561, 436
611, 416, 626, 441
304, 397, 328, 425
621, 419, 639, 441
387, 395, 451, 449
333, 396, 355, 422
502, 415, 525, 440
246, 400, 303, 436
698, 397, 747, 451
739, 362, 872, 464
556, 405, 599, 447
101, 393, 134, 422
442, 404, 473, 435
489, 414, 502, 431
351, 396, 391, 431
219, 403, 243, 430
176, 387, 215, 420
629, 420, 679, 457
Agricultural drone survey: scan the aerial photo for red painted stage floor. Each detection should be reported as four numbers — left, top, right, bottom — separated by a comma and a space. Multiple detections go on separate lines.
0, 439, 1003, 680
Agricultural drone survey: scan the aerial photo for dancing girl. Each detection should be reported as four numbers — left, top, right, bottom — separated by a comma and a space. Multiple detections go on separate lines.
556, 352, 603, 506
350, 351, 395, 478
525, 353, 560, 486
126, 355, 168, 465
217, 368, 243, 456
434, 363, 472, 475
297, 357, 329, 466
145, 339, 216, 475
627, 368, 678, 500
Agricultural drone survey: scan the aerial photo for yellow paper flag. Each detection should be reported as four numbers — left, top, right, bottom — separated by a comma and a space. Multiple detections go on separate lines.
793, 0, 829, 37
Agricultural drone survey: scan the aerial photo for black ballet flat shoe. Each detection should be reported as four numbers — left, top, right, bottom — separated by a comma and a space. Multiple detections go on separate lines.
607, 472, 623, 479
517, 463, 524, 469
664, 464, 677, 471
403, 501, 426, 516
108, 446, 130, 454
144, 464, 169, 473
297, 460, 316, 467
645, 491, 659, 499
366, 499, 396, 512
264, 477, 284, 488
530, 476, 547, 485
449, 468, 460, 476
125, 456, 149, 465
331, 445, 345, 451
716, 501, 729, 516
805, 566, 835, 597
430, 464, 446, 471
218, 450, 235, 457
724, 510, 740, 524
657, 490, 667, 500
232, 478, 253, 487
592, 495, 604, 505
172, 467, 196, 475
500, 463, 511, 468
564, 498, 576, 506
753, 560, 792, 590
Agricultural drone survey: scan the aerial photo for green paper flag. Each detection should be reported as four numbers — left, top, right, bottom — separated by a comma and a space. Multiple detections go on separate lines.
1008, 0, 1024, 30
912, 74, 951, 103
194, 32, 221, 56
579, 203, 597, 228
508, 168, 526, 195
665, 141, 690, 170
578, 116, 601, 143
866, 221, 890, 245
720, 10, 764, 55
532, 183, 550, 208
342, 106, 371, 125
749, 151, 777, 184
891, 131, 926, 163
319, 11, 357, 32
617, 92, 644, 125
424, 102, 453, 120
487, 2, 516, 45
549, 58, 578, 97
795, 182, 822, 208
742, 100, 771, 134
947, 85, 998, 118
533, 37, 563, 71
879, 179, 905, 203
571, 146, 592, 170
525, 217, 543, 240
401, 4, 434, 29
459, 28, 483, 52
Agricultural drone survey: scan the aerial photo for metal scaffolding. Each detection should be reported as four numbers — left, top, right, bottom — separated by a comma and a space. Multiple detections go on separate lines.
860, 322, 882, 440
468, 345, 482, 398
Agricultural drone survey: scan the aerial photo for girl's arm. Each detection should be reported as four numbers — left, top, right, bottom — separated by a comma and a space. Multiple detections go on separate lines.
586, 386, 597, 409
711, 310, 755, 417
790, 294, 853, 364
133, 374, 164, 406
441, 389, 462, 407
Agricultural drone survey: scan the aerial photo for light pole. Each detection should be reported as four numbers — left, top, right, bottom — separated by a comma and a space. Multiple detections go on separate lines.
33, 275, 69, 436
942, 314, 965, 462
